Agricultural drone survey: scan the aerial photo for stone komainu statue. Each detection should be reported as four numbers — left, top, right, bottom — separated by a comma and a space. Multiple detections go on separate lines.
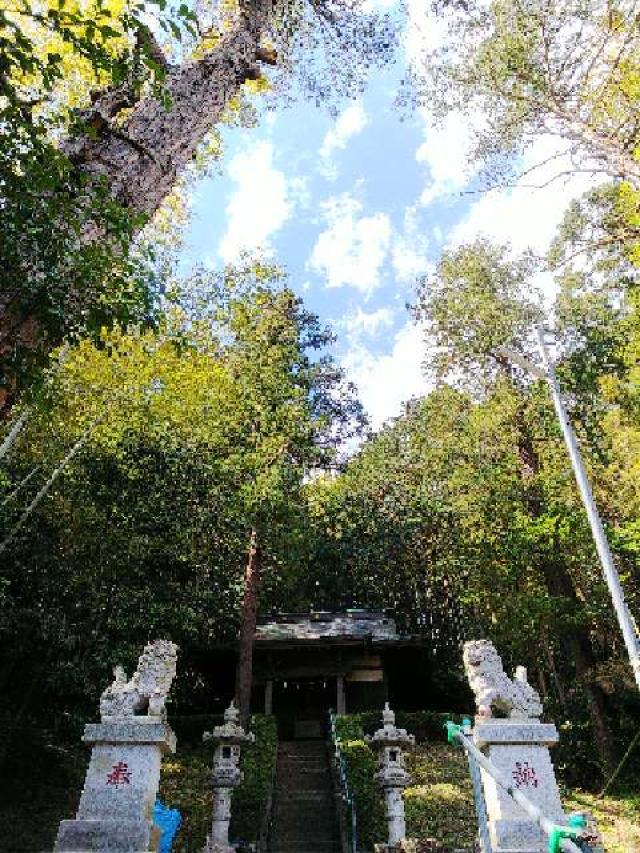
99, 639, 178, 720
463, 639, 543, 720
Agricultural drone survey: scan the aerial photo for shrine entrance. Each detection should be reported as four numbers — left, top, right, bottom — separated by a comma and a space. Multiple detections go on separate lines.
272, 676, 334, 739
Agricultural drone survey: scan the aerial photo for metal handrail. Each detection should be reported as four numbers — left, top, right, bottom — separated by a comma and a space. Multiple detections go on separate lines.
328, 709, 358, 853
446, 720, 593, 853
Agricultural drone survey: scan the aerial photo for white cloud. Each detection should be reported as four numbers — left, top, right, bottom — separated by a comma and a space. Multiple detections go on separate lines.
320, 101, 368, 161
362, 0, 397, 11
416, 109, 478, 205
404, 0, 446, 66
343, 320, 432, 430
402, 1, 485, 207
218, 142, 291, 262
343, 307, 395, 337
391, 204, 432, 284
309, 194, 392, 296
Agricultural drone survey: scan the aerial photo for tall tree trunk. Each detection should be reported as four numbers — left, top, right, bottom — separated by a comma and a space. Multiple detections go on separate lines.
514, 403, 617, 772
235, 527, 261, 725
62, 6, 277, 221
1, 4, 277, 416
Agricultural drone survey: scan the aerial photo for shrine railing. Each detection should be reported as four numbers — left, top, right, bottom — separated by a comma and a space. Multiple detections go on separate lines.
445, 719, 593, 853
328, 709, 358, 853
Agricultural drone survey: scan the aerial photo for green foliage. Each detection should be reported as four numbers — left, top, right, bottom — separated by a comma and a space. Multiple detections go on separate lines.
1, 146, 158, 393
334, 717, 386, 851
335, 715, 476, 851
336, 711, 466, 743
415, 239, 542, 390
562, 786, 640, 853
159, 746, 212, 853
404, 744, 475, 849
0, 0, 196, 398
303, 236, 640, 773
0, 264, 363, 718
419, 0, 640, 187
336, 724, 640, 852
231, 715, 278, 845
0, 716, 87, 853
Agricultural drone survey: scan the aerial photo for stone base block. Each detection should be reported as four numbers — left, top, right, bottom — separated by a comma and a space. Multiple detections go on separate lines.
54, 818, 161, 852
202, 842, 235, 853
491, 818, 546, 852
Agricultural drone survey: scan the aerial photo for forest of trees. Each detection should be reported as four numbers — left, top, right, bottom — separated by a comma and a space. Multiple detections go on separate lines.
1, 0, 639, 799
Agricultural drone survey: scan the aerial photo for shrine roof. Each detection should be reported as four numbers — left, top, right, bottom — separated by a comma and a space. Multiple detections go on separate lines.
254, 610, 403, 646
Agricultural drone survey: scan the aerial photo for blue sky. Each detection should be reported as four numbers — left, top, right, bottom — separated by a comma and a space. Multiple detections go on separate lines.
178, 1, 596, 430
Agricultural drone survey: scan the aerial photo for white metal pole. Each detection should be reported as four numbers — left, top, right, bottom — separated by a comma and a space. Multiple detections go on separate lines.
462, 720, 493, 853
535, 327, 640, 692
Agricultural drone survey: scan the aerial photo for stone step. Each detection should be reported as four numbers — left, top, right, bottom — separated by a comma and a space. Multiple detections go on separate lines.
275, 774, 333, 790
270, 832, 339, 846
274, 788, 333, 799
277, 756, 328, 764
276, 755, 327, 765
268, 741, 339, 853
271, 822, 338, 835
272, 802, 337, 817
271, 807, 337, 826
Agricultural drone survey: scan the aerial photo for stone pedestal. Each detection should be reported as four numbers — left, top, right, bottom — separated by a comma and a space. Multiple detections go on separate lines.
474, 721, 565, 852
383, 786, 408, 844
366, 704, 415, 848
54, 639, 179, 853
55, 720, 177, 852
462, 639, 601, 853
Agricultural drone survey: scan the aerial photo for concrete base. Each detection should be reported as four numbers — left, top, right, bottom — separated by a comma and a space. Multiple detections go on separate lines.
54, 818, 161, 852
491, 818, 547, 851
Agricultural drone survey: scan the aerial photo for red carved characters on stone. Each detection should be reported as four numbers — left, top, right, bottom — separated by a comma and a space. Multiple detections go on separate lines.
106, 761, 132, 786
511, 761, 539, 789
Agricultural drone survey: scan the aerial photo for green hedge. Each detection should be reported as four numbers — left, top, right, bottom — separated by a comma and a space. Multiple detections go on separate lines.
231, 714, 278, 846
337, 710, 466, 743
338, 738, 386, 851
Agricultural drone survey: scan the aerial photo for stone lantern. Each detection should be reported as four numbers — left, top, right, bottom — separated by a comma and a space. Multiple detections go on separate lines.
367, 703, 415, 847
202, 701, 255, 853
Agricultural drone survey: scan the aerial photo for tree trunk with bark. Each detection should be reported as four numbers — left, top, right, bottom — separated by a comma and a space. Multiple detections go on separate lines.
1, 4, 278, 415
235, 527, 261, 725
62, 7, 277, 221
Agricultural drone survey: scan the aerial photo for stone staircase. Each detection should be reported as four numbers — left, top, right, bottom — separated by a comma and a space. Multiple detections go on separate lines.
268, 740, 341, 853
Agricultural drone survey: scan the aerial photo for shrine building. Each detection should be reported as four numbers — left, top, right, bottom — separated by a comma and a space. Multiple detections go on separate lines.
249, 610, 431, 739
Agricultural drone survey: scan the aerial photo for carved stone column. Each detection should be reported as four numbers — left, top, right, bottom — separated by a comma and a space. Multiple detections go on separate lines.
366, 704, 415, 848
54, 640, 178, 852
203, 702, 254, 853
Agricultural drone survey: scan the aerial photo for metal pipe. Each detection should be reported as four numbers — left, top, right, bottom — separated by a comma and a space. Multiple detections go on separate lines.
462, 721, 493, 853
451, 728, 582, 853
0, 407, 30, 460
535, 327, 640, 693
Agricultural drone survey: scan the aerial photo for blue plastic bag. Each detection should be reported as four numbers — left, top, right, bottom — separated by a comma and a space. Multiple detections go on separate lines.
154, 799, 182, 853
